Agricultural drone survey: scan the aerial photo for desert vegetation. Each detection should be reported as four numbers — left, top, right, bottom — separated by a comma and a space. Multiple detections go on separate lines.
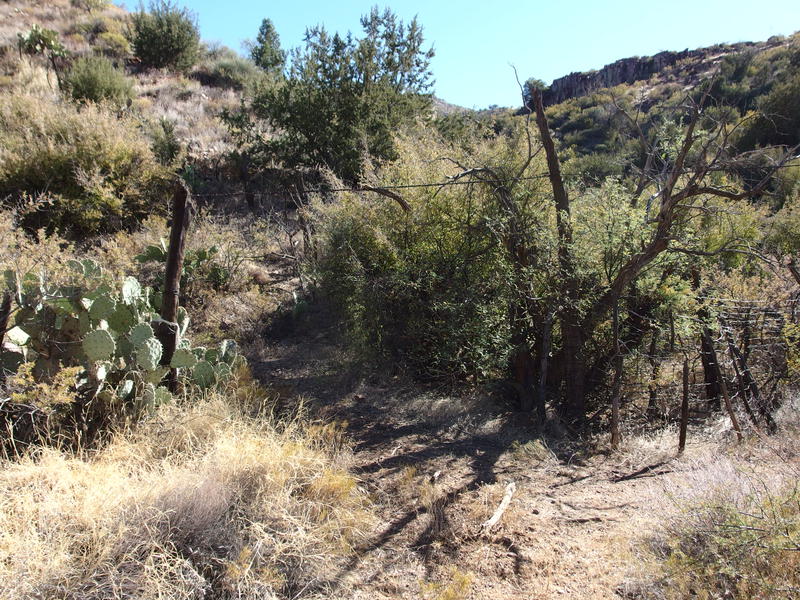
0, 0, 799, 597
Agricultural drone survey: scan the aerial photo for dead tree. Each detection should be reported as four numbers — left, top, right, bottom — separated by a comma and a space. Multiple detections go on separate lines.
527, 84, 795, 425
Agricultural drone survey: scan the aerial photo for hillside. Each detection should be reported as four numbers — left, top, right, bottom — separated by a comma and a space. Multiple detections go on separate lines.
539, 37, 792, 106
1, 2, 800, 599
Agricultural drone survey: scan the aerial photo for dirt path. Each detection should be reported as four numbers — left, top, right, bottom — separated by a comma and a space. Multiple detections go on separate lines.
251, 306, 675, 599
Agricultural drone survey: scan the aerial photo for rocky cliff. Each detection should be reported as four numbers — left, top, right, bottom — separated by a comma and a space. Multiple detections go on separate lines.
538, 40, 782, 106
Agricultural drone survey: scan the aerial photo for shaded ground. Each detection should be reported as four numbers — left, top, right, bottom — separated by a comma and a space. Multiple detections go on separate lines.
248, 300, 688, 599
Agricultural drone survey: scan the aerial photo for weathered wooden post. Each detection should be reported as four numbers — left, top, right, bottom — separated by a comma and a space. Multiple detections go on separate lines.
155, 181, 191, 391
610, 298, 622, 450
678, 359, 689, 454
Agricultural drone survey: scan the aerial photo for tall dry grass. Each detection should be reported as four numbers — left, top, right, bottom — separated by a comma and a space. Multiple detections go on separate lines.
0, 396, 373, 599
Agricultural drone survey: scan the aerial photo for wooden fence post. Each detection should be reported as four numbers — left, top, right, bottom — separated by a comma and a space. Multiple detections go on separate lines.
610, 298, 622, 450
678, 359, 689, 454
155, 182, 191, 391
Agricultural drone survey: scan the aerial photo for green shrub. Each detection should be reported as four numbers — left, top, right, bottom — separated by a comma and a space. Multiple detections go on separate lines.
95, 31, 132, 58
128, 0, 200, 72
0, 94, 170, 237
149, 117, 183, 166
65, 55, 133, 105
192, 54, 264, 90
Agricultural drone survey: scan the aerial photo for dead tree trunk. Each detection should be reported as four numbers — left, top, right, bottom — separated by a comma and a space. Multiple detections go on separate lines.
721, 317, 776, 432
531, 88, 587, 425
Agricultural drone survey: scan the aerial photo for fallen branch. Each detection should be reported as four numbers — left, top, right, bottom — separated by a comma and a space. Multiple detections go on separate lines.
481, 481, 516, 533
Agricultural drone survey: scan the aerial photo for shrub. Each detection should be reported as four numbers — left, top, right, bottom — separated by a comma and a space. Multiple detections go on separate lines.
65, 55, 133, 105
95, 31, 132, 58
128, 0, 200, 72
149, 117, 183, 166
0, 94, 170, 237
192, 47, 264, 90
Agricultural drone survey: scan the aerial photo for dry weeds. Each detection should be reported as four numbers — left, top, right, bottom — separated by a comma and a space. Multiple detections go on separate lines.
0, 396, 374, 599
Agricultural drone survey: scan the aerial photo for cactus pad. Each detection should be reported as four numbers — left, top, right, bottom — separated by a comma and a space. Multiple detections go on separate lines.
192, 360, 216, 389
144, 366, 169, 384
177, 306, 189, 336
89, 295, 116, 321
170, 348, 197, 369
83, 329, 116, 362
134, 337, 162, 371
121, 277, 142, 305
129, 322, 155, 347
154, 387, 172, 406
214, 362, 232, 381
109, 305, 135, 333
116, 379, 134, 400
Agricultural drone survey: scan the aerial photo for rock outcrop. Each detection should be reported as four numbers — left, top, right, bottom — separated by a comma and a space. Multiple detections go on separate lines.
536, 39, 782, 107
542, 50, 693, 105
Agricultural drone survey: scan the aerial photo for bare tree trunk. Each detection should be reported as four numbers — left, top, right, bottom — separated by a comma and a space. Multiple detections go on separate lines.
722, 322, 761, 431
722, 318, 776, 432
0, 291, 12, 383
531, 88, 587, 425
536, 311, 553, 424
705, 330, 743, 442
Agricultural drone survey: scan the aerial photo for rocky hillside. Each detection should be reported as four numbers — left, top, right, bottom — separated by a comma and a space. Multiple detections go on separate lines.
540, 36, 793, 106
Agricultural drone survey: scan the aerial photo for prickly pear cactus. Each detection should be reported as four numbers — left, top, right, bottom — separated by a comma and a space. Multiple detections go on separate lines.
89, 294, 116, 321
170, 348, 197, 369
192, 360, 216, 389
135, 337, 162, 372
129, 322, 155, 347
4, 265, 247, 420
83, 329, 116, 362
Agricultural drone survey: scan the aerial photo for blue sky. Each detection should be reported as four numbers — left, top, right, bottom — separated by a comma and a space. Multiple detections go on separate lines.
121, 1, 799, 109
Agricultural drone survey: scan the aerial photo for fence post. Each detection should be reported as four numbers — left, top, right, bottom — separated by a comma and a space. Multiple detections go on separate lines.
679, 359, 689, 454
155, 181, 191, 391
610, 297, 622, 449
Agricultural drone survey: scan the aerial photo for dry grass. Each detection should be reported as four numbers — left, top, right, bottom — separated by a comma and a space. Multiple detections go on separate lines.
618, 405, 800, 599
0, 395, 374, 600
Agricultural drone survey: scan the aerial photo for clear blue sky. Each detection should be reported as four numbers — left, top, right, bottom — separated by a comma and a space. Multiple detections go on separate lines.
121, 1, 799, 109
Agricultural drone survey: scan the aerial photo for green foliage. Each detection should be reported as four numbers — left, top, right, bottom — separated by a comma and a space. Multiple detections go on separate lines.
17, 24, 68, 59
135, 241, 233, 294
128, 0, 200, 72
738, 73, 800, 149
310, 134, 519, 380
193, 48, 264, 91
245, 7, 434, 183
95, 31, 132, 58
65, 55, 133, 105
250, 18, 285, 75
149, 118, 184, 166
0, 264, 241, 434
0, 94, 170, 238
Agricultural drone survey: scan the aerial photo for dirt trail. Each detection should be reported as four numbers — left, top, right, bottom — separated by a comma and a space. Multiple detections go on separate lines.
251, 305, 676, 599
